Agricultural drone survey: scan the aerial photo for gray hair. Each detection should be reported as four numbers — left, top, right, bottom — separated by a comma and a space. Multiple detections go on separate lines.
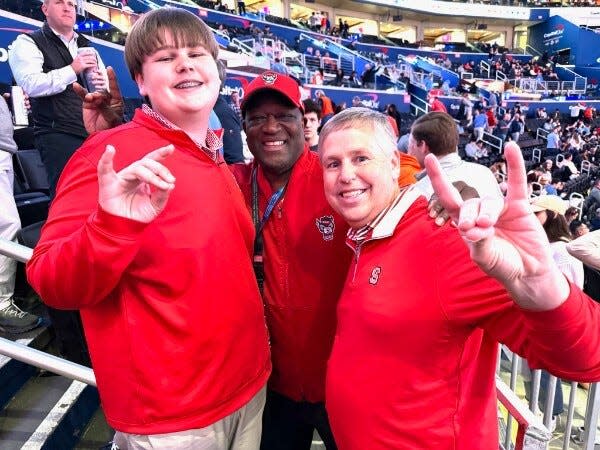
318, 107, 398, 158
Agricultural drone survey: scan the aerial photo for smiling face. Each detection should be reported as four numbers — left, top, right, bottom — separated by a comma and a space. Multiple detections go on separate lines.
134, 32, 219, 129
243, 92, 305, 188
320, 126, 400, 229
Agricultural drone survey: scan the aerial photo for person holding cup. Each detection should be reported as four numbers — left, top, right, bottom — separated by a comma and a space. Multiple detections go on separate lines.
8, 0, 108, 367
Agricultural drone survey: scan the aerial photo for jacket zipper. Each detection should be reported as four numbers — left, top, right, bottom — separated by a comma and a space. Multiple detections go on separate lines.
352, 244, 362, 283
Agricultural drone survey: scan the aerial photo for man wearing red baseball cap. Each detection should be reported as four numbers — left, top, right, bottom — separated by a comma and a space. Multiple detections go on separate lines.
230, 71, 349, 449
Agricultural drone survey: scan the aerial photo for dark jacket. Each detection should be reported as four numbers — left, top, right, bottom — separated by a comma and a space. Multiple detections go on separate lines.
213, 95, 244, 164
27, 22, 89, 138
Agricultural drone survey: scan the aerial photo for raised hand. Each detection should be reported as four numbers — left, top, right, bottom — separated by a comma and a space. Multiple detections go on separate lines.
424, 141, 570, 310
98, 144, 176, 223
74, 67, 124, 133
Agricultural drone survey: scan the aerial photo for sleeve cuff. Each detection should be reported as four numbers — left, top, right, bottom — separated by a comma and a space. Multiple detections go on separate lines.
90, 207, 149, 240
521, 281, 586, 331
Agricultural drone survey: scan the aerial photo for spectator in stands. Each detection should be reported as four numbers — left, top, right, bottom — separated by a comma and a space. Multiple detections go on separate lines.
570, 102, 583, 124
589, 208, 600, 231
232, 72, 350, 450
237, 0, 246, 15
312, 68, 324, 85
546, 125, 561, 158
565, 206, 579, 226
538, 172, 557, 195
228, 90, 242, 122
495, 113, 510, 143
27, 9, 270, 448
333, 68, 345, 86
315, 90, 334, 126
271, 57, 288, 76
214, 61, 244, 164
0, 92, 42, 333
347, 70, 361, 88
557, 152, 579, 180
485, 106, 497, 134
8, 0, 109, 366
472, 108, 486, 141
509, 112, 524, 143
303, 98, 321, 152
569, 131, 583, 151
361, 64, 376, 89
530, 194, 584, 423
385, 103, 402, 137
309, 12, 319, 31
570, 219, 590, 238
428, 95, 447, 113
568, 229, 600, 270
464, 136, 480, 160
408, 112, 501, 200
9, 0, 108, 194
318, 108, 600, 450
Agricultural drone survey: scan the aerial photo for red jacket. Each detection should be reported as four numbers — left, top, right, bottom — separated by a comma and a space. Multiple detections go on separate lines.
327, 189, 600, 449
231, 149, 351, 402
27, 110, 271, 434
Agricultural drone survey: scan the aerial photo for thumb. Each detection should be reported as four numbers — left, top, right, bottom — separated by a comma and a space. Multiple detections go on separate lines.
97, 145, 117, 183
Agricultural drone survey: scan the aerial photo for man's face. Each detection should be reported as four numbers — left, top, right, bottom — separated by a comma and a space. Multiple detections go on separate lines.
231, 92, 239, 103
42, 0, 76, 34
320, 126, 400, 229
407, 133, 427, 167
243, 92, 305, 179
303, 111, 320, 142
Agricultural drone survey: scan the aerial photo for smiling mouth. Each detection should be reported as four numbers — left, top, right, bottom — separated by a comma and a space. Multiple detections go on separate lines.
340, 189, 367, 198
174, 81, 204, 89
263, 140, 286, 147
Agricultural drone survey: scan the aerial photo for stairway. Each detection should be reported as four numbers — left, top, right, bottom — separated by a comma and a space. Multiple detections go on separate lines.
0, 308, 111, 449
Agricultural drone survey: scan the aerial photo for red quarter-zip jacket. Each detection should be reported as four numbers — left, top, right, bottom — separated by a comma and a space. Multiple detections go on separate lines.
27, 110, 271, 434
231, 148, 351, 402
327, 189, 600, 449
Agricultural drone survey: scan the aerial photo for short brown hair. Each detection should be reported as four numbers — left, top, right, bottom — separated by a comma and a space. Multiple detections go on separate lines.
124, 8, 219, 80
410, 112, 458, 156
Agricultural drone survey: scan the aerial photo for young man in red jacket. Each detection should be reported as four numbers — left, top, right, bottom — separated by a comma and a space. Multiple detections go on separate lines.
26, 9, 270, 448
229, 72, 350, 449
319, 107, 600, 450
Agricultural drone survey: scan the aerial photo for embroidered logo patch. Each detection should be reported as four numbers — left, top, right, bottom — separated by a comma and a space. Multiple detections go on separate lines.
315, 215, 335, 241
369, 267, 382, 285
261, 72, 278, 85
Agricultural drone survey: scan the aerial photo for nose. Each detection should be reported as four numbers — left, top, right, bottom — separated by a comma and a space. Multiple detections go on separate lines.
176, 56, 195, 73
338, 161, 355, 183
262, 114, 281, 132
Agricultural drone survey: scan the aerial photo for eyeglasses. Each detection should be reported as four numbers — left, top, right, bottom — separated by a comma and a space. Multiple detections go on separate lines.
245, 113, 299, 128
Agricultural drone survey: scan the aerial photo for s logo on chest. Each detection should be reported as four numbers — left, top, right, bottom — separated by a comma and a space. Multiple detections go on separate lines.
369, 267, 382, 285
315, 215, 335, 241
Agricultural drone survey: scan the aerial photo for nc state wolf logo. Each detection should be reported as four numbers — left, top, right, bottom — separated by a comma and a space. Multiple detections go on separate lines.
315, 216, 335, 241
261, 72, 278, 84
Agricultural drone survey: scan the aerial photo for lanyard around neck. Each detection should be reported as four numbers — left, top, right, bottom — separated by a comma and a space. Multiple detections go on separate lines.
251, 166, 286, 234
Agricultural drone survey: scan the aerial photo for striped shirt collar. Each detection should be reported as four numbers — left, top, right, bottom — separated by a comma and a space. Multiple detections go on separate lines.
346, 186, 423, 245
347, 189, 405, 243
141, 104, 221, 161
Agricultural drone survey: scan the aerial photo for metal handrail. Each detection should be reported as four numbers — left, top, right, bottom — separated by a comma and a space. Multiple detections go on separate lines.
0, 238, 96, 387
0, 337, 96, 386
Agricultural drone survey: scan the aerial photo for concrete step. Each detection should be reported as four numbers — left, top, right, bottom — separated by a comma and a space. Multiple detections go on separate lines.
73, 408, 113, 450
0, 374, 98, 450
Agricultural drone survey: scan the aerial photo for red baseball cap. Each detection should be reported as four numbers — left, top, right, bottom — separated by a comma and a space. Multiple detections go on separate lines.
241, 71, 304, 115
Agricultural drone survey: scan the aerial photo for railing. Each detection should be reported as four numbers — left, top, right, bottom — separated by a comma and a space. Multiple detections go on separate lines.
482, 131, 502, 154
410, 94, 429, 116
525, 45, 542, 58
499, 346, 600, 449
0, 239, 96, 386
536, 128, 549, 142
480, 60, 491, 79
508, 78, 586, 95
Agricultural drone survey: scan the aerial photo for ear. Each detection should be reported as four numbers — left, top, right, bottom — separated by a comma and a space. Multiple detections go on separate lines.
41, 2, 48, 16
135, 72, 146, 97
390, 150, 401, 180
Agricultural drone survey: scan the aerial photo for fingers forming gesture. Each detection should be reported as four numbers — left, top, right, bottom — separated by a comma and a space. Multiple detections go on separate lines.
98, 144, 176, 224
424, 142, 570, 310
